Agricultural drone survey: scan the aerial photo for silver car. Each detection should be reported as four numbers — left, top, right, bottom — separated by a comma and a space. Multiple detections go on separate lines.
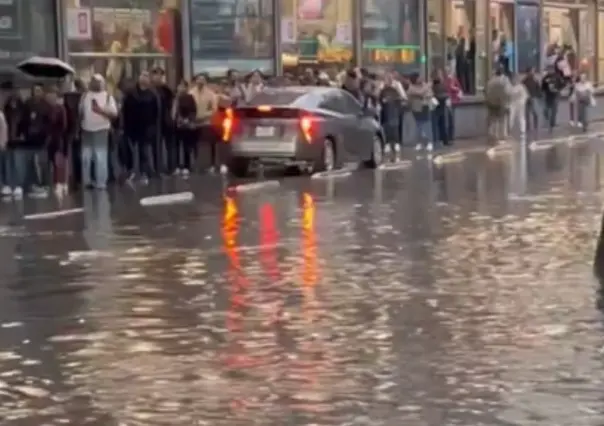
222, 86, 385, 177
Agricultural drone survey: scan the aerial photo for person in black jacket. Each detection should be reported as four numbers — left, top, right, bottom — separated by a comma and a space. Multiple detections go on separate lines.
122, 70, 160, 183
170, 79, 197, 176
151, 67, 174, 175
541, 65, 565, 133
522, 67, 541, 133
20, 83, 50, 196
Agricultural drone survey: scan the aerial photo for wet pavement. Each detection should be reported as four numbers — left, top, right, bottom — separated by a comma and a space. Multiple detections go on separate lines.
1, 136, 604, 425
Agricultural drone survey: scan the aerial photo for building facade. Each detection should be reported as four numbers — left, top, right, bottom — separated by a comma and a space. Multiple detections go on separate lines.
14, 0, 604, 93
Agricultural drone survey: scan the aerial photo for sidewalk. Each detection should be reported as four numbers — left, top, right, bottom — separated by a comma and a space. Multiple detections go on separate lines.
414, 122, 604, 157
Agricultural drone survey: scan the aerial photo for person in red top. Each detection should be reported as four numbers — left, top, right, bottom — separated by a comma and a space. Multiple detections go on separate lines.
443, 65, 462, 142
154, 0, 176, 54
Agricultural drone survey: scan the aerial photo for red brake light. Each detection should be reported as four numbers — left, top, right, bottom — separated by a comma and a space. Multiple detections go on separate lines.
300, 115, 313, 143
222, 108, 234, 142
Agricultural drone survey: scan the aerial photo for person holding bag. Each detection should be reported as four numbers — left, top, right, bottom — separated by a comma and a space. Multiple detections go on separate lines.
79, 74, 118, 189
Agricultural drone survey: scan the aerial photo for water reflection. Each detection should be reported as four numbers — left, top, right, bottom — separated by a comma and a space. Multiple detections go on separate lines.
0, 143, 604, 423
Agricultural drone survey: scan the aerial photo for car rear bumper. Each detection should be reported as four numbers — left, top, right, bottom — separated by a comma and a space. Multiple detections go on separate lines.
226, 139, 320, 163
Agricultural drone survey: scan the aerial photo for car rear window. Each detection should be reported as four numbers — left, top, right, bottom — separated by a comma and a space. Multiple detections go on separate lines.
247, 90, 305, 106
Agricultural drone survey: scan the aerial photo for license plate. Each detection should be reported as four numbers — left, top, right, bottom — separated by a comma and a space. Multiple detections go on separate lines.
255, 126, 275, 137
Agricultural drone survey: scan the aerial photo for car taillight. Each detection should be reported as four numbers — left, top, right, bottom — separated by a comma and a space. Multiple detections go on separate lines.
222, 108, 234, 142
300, 115, 313, 143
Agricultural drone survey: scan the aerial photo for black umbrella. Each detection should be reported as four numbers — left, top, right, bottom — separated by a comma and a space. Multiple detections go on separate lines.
16, 56, 75, 79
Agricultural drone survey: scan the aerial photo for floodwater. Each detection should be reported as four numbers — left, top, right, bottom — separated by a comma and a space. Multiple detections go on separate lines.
0, 141, 603, 425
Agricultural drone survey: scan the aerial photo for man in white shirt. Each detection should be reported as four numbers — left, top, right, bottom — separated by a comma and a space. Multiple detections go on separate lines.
79, 74, 118, 189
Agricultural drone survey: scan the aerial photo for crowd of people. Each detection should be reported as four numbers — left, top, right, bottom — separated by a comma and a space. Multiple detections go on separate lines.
0, 51, 596, 200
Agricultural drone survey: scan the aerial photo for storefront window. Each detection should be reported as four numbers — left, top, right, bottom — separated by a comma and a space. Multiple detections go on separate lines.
490, 1, 515, 74
0, 0, 57, 69
280, 0, 353, 75
361, 0, 420, 75
63, 0, 181, 95
516, 4, 540, 73
543, 5, 580, 69
427, 0, 445, 76
578, 8, 595, 78
447, 0, 478, 94
191, 0, 274, 77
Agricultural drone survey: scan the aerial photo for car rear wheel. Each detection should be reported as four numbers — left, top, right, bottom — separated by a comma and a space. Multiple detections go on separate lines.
229, 157, 250, 178
365, 134, 384, 168
312, 138, 336, 173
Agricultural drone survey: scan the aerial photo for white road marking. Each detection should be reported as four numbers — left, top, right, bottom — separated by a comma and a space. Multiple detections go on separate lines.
433, 152, 466, 165
378, 161, 412, 170
232, 180, 281, 192
311, 170, 352, 179
140, 192, 194, 206
24, 208, 84, 221
486, 145, 513, 158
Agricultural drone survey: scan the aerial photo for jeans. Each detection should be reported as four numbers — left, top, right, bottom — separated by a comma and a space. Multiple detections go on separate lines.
543, 98, 559, 131
36, 148, 52, 187
81, 129, 110, 188
8, 149, 37, 190
509, 103, 526, 137
0, 149, 7, 187
577, 100, 589, 130
432, 105, 449, 146
525, 98, 539, 132
447, 105, 455, 141
380, 101, 402, 147
413, 107, 432, 146
172, 128, 197, 171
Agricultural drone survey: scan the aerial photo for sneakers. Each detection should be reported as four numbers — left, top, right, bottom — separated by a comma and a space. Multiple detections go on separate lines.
384, 145, 392, 155
1, 185, 11, 196
181, 169, 190, 178
12, 187, 22, 199
219, 164, 228, 175
570, 121, 576, 127
173, 168, 182, 176
415, 143, 423, 151
29, 186, 48, 198
426, 143, 434, 152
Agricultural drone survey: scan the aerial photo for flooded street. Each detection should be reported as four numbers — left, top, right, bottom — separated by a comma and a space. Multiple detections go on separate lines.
0, 140, 603, 425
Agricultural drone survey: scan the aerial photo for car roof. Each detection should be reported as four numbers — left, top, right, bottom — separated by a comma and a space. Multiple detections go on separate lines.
247, 86, 341, 108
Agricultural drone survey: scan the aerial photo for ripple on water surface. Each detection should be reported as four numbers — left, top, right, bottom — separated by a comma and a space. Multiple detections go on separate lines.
0, 154, 603, 425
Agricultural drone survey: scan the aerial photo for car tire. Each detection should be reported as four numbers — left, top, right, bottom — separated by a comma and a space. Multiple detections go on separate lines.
229, 157, 250, 178
365, 134, 384, 169
312, 138, 336, 173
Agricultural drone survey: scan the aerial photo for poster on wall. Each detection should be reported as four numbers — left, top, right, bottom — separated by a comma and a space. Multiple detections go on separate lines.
516, 4, 539, 72
190, 0, 274, 76
65, 0, 178, 95
66, 8, 92, 40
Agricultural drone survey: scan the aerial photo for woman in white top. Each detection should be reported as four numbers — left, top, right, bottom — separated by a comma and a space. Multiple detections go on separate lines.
79, 74, 118, 189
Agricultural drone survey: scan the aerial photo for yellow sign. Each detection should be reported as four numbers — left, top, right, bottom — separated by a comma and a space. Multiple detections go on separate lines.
368, 48, 417, 64
317, 47, 353, 63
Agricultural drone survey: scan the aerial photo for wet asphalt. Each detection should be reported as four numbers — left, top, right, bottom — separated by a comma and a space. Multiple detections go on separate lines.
0, 136, 604, 425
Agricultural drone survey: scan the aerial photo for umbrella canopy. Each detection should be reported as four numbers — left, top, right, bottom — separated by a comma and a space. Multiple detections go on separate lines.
16, 56, 75, 78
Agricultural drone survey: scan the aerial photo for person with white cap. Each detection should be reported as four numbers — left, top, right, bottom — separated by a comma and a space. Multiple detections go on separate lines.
79, 73, 118, 189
